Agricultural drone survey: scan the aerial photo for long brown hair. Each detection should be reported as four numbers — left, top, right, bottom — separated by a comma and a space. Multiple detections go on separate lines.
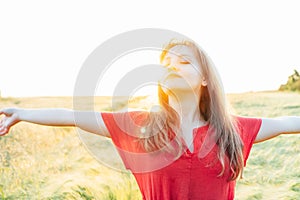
138, 40, 244, 181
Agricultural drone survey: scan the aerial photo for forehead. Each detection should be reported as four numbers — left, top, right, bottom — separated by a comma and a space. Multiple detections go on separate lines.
165, 45, 195, 58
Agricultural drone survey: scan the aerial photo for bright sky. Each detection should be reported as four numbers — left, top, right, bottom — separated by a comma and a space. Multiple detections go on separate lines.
0, 0, 299, 97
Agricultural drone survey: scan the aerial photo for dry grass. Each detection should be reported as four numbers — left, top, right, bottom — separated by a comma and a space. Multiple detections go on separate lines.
0, 92, 300, 199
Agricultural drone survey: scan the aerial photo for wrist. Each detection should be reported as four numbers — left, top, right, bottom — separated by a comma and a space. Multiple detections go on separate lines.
14, 108, 24, 123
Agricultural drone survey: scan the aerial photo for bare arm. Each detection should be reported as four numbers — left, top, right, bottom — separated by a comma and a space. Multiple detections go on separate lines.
0, 108, 110, 137
255, 116, 300, 143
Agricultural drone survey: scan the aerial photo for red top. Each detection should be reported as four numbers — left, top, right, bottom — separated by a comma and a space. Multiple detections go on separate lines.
101, 112, 262, 200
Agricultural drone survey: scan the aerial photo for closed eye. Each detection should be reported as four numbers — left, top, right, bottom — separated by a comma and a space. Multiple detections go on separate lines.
180, 60, 190, 64
179, 55, 191, 65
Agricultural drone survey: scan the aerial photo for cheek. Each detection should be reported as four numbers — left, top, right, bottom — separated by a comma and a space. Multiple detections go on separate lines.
183, 66, 201, 80
188, 74, 202, 88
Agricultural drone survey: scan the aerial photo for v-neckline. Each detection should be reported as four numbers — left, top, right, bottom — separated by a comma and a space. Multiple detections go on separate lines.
182, 124, 209, 154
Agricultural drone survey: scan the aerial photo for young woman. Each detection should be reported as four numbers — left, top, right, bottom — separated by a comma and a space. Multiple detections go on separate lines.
1, 40, 300, 200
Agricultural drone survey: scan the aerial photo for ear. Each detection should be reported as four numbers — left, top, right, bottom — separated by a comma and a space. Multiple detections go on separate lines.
201, 77, 207, 86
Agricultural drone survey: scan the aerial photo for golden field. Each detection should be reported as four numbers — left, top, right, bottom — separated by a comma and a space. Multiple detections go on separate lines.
0, 91, 300, 199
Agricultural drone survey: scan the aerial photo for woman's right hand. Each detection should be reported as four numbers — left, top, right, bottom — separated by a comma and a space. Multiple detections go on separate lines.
0, 108, 21, 136
0, 107, 111, 137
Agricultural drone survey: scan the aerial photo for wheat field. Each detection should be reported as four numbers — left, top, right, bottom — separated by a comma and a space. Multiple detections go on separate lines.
0, 91, 300, 199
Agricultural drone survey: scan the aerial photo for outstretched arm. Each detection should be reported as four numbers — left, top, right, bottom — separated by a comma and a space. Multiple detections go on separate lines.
255, 116, 300, 143
0, 108, 110, 137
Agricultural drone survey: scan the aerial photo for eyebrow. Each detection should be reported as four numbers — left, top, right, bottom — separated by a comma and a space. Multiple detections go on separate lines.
179, 55, 192, 60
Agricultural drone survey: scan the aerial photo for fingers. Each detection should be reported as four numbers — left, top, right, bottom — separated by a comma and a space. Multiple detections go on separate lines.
0, 114, 6, 135
0, 120, 8, 136
0, 108, 17, 136
0, 116, 11, 136
0, 127, 8, 136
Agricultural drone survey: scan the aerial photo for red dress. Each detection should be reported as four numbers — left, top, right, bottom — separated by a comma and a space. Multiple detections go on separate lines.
101, 112, 262, 200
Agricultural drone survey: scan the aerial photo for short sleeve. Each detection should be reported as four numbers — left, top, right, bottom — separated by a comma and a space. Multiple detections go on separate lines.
236, 116, 262, 166
101, 111, 147, 152
101, 111, 152, 171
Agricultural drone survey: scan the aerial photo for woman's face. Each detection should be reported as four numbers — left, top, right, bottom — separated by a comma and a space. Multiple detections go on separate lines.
161, 45, 204, 93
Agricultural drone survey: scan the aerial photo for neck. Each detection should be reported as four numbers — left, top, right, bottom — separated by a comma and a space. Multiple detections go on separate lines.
168, 89, 203, 126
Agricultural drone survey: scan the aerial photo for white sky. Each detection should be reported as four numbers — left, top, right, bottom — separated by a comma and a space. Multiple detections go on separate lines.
0, 0, 299, 97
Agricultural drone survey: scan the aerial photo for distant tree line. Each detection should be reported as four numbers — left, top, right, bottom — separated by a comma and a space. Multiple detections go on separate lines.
279, 69, 300, 92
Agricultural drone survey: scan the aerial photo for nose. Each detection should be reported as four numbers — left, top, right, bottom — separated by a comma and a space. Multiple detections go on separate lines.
167, 65, 179, 72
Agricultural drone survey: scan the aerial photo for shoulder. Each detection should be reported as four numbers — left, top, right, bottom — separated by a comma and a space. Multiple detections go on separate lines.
234, 115, 262, 130
101, 109, 150, 124
100, 110, 152, 137
233, 115, 262, 141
